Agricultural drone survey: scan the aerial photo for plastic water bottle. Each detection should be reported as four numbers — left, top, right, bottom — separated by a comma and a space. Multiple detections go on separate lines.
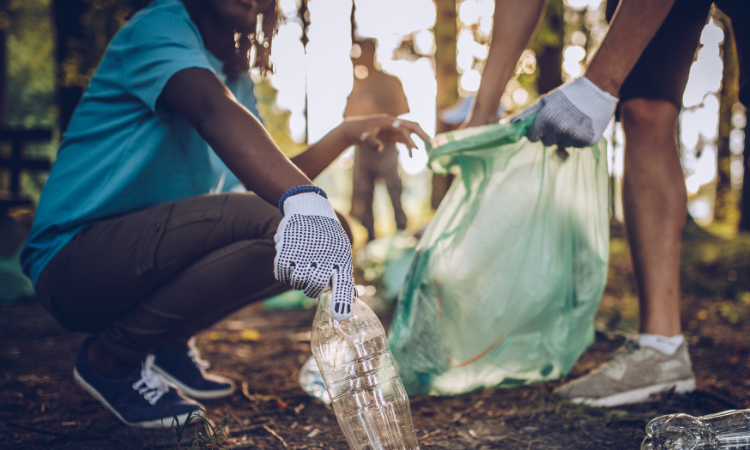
311, 293, 420, 450
642, 410, 750, 449
298, 355, 331, 405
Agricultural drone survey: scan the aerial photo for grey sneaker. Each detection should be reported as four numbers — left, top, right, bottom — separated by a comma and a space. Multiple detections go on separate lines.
555, 338, 696, 407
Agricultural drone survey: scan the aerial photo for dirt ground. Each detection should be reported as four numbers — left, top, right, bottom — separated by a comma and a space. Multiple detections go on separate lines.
3, 222, 750, 450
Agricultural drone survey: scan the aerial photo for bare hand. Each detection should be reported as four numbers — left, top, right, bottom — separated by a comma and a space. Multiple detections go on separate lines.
341, 115, 430, 157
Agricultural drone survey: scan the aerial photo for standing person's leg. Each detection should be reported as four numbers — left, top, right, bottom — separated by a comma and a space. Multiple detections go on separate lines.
555, 0, 712, 406
621, 99, 683, 337
555, 101, 696, 407
351, 146, 377, 241
379, 144, 408, 231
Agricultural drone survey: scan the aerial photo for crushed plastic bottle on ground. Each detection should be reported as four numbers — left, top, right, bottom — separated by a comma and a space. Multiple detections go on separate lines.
312, 293, 420, 450
642, 409, 750, 449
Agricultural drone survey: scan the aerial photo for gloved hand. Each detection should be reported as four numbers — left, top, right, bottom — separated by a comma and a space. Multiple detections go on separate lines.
512, 76, 618, 148
274, 189, 356, 320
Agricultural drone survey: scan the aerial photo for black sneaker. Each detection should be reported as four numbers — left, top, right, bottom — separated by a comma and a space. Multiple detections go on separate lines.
73, 340, 203, 428
151, 339, 235, 400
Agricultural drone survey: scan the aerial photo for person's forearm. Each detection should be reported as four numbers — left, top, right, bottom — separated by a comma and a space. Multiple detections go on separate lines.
164, 68, 314, 206
198, 103, 313, 203
472, 0, 547, 119
295, 116, 427, 176
293, 115, 428, 178
291, 125, 354, 180
585, 0, 676, 96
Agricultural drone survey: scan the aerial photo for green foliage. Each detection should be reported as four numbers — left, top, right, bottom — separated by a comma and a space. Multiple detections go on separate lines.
3, 0, 56, 128
254, 78, 306, 157
515, 0, 564, 109
0, 0, 141, 130
530, 0, 564, 53
680, 231, 750, 299
1, 0, 57, 201
61, 0, 142, 90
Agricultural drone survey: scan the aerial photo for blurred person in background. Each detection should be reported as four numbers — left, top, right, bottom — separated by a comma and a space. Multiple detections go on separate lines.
345, 39, 411, 241
466, 0, 749, 406
20, 0, 427, 428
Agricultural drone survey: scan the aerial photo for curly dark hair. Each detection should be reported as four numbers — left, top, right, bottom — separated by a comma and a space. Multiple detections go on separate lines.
180, 0, 278, 79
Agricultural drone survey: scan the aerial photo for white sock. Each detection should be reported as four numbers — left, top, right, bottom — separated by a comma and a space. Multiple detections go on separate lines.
638, 333, 684, 355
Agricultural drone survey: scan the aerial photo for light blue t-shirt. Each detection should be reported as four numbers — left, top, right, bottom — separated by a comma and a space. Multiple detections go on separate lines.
21, 0, 260, 286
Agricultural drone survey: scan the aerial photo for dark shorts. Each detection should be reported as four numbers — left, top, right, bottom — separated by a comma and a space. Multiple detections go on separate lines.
609, 0, 750, 108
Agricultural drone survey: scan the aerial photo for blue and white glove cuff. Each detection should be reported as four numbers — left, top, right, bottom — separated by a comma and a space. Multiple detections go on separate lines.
278, 185, 327, 216
280, 192, 338, 222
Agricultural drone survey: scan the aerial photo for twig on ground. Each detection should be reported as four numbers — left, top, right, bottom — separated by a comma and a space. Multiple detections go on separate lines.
500, 407, 552, 422
229, 413, 243, 427
5, 421, 73, 437
224, 441, 257, 450
483, 435, 531, 445
506, 436, 530, 445
241, 382, 260, 411
228, 423, 267, 434
421, 429, 441, 439
263, 424, 289, 449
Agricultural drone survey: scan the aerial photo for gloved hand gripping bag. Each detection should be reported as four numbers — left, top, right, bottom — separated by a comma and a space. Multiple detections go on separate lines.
388, 114, 610, 395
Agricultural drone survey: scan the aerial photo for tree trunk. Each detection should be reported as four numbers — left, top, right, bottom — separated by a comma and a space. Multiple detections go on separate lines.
605, 0, 618, 23
741, 142, 750, 231
52, 0, 87, 133
0, 30, 6, 126
714, 9, 739, 225
534, 0, 564, 95
431, 0, 458, 210
52, 0, 146, 133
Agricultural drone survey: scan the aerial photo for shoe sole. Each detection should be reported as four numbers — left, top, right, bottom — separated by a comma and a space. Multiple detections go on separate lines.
73, 368, 202, 428
569, 378, 696, 407
151, 364, 235, 400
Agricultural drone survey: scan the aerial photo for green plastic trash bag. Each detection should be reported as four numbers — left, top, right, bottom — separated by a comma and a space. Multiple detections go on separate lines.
388, 115, 610, 396
263, 289, 317, 310
0, 216, 35, 304
0, 250, 35, 304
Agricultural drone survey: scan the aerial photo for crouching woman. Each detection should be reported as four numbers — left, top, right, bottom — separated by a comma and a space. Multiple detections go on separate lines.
21, 0, 427, 428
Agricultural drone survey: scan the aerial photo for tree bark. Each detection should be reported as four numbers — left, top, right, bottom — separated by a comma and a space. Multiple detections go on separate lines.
715, 9, 739, 225
0, 30, 6, 125
52, 0, 147, 133
432, 0, 458, 210
52, 0, 87, 133
534, 0, 564, 95
741, 137, 750, 231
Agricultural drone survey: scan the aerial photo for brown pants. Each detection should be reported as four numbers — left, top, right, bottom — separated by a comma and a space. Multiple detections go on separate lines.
36, 193, 293, 365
